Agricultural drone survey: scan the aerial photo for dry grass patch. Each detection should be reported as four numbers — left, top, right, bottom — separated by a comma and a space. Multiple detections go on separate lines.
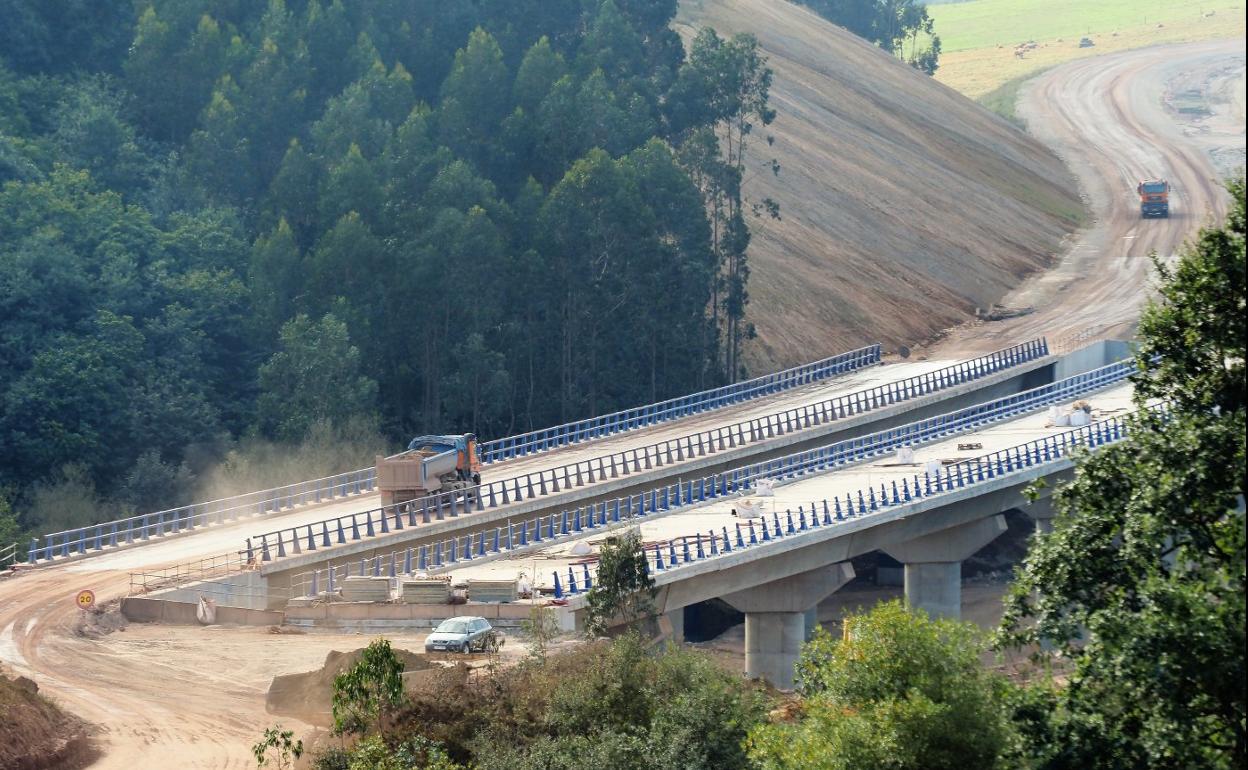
931, 0, 1246, 98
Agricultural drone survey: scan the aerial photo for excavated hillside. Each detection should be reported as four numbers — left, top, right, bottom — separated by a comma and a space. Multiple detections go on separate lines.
675, 0, 1083, 368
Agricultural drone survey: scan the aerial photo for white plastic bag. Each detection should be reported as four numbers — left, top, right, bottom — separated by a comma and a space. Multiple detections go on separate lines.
196, 596, 216, 625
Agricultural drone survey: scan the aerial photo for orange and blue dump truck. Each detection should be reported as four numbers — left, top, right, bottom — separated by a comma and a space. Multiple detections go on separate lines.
376, 434, 482, 505
1137, 179, 1170, 218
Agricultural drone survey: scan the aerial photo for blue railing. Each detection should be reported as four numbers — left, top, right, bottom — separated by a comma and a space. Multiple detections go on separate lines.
27, 340, 1051, 566
25, 468, 377, 565
290, 353, 1124, 595
577, 407, 1154, 595
23, 344, 880, 565
477, 344, 882, 462
241, 339, 1049, 567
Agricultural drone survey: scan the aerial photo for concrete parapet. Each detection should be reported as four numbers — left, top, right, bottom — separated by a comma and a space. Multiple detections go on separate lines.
149, 570, 271, 610
281, 600, 536, 630
120, 596, 283, 626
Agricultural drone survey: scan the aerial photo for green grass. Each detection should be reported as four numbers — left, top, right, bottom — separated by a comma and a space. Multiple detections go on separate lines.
928, 0, 1245, 98
930, 0, 1241, 53
976, 70, 1043, 126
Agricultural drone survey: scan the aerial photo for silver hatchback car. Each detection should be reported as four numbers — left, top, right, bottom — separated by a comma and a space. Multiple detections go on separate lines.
424, 616, 502, 653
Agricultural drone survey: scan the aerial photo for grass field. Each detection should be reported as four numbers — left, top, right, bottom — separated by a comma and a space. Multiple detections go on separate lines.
929, 0, 1246, 99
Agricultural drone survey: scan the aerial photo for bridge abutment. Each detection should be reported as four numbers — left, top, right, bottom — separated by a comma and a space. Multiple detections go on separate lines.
883, 514, 1007, 620
722, 562, 855, 689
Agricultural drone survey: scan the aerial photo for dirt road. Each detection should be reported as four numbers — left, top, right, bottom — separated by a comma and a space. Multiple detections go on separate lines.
928, 40, 1246, 356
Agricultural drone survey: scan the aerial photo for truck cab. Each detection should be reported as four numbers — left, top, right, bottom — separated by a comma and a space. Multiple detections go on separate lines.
1138, 179, 1170, 218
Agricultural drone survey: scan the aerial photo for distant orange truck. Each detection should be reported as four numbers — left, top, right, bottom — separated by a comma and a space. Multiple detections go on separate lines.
1137, 179, 1170, 218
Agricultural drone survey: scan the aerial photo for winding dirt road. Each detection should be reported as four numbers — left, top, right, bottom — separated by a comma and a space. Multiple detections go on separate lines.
1, 39, 1244, 770
930, 40, 1246, 356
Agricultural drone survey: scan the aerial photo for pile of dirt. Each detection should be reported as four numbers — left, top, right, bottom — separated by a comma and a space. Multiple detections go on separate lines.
0, 673, 95, 770
675, 0, 1083, 368
266, 647, 462, 727
72, 601, 128, 638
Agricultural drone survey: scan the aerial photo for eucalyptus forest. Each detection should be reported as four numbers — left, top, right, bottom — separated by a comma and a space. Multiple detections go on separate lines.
0, 0, 775, 536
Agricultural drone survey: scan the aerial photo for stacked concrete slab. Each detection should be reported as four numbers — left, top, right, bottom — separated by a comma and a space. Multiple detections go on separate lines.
341, 576, 391, 602
467, 579, 518, 603
400, 579, 450, 604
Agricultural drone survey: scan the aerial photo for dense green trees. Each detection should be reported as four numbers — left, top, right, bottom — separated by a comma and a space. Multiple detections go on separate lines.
793, 0, 941, 74
998, 180, 1246, 769
749, 601, 1014, 770
0, 1, 775, 544
375, 634, 766, 770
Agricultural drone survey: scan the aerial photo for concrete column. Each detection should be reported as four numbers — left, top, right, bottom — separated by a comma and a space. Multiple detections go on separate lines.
803, 607, 818, 641
660, 608, 685, 644
722, 562, 855, 689
902, 562, 962, 619
883, 515, 1007, 620
745, 612, 805, 684
1024, 497, 1056, 536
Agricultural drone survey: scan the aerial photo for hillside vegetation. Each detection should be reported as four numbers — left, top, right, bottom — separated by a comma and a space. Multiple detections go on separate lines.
0, 1, 776, 541
676, 0, 1083, 368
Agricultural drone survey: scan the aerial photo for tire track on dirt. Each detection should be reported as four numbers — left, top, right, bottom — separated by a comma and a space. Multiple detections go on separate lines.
928, 40, 1244, 356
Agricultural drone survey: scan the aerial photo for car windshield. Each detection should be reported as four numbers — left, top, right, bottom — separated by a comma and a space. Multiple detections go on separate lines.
1142, 183, 1167, 193
435, 619, 469, 634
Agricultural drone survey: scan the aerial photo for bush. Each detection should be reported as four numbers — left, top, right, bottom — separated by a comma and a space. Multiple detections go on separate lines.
749, 601, 1014, 770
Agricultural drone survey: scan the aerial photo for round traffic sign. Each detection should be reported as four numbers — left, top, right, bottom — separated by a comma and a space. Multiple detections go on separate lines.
76, 589, 95, 610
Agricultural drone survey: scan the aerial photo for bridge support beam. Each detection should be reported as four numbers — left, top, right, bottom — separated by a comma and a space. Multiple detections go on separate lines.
722, 562, 855, 690
883, 514, 1007, 620
1024, 497, 1057, 535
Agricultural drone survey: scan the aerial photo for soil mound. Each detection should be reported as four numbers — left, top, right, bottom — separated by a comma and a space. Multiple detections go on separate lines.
266, 647, 455, 727
675, 0, 1082, 367
72, 601, 128, 638
0, 673, 95, 770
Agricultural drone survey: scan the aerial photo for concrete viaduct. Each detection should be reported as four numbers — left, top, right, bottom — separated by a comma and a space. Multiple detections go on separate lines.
18, 338, 1135, 689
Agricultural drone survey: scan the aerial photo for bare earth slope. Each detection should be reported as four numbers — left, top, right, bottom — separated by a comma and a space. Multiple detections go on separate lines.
675, 0, 1082, 368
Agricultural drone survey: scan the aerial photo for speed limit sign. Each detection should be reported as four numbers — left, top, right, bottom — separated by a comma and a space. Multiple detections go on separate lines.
75, 589, 95, 610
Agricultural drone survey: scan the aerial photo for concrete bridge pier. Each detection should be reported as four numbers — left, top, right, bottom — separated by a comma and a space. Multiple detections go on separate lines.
722, 562, 855, 690
883, 514, 1008, 620
1024, 497, 1058, 535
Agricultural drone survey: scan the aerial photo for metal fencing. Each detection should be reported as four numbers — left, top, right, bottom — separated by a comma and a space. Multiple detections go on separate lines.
289, 351, 1122, 597
250, 339, 1048, 568
127, 551, 248, 595
24, 344, 881, 566
477, 344, 882, 462
1, 542, 17, 568
24, 467, 376, 566
585, 406, 1156, 594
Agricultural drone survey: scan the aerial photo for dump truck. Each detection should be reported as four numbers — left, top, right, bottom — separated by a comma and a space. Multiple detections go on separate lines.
376, 434, 482, 506
1137, 179, 1170, 218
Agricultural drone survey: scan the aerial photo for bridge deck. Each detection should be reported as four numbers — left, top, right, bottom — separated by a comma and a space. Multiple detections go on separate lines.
434, 383, 1136, 592
61, 359, 953, 572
